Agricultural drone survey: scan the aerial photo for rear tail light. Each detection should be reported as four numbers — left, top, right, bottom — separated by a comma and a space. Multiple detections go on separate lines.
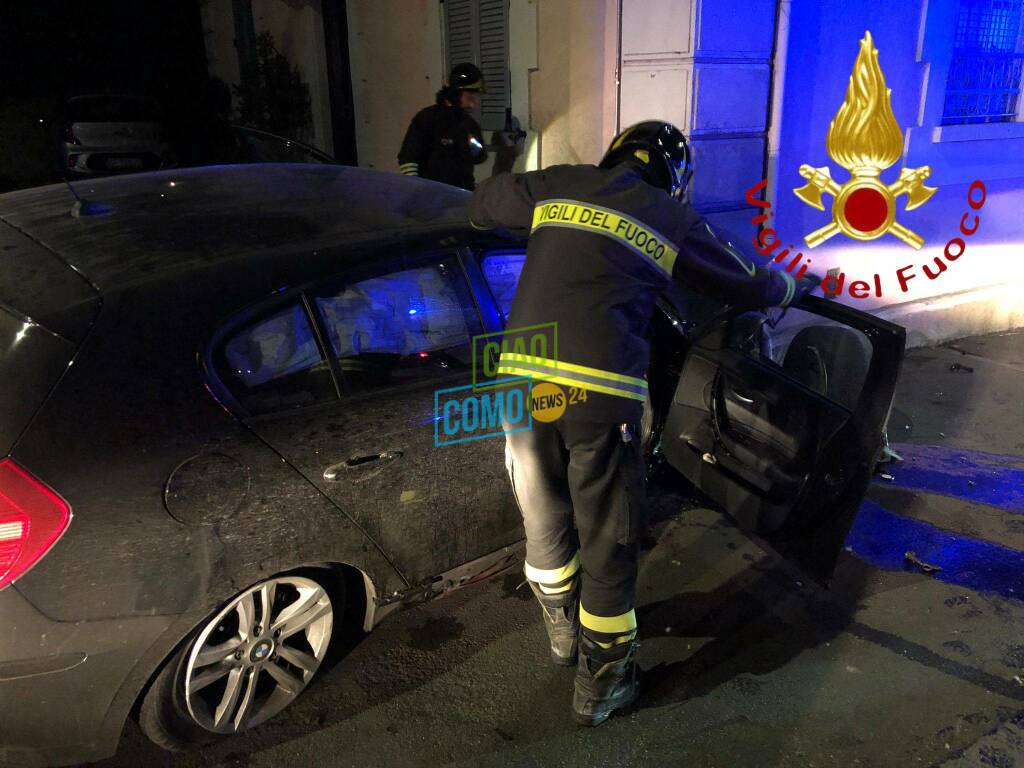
0, 459, 71, 590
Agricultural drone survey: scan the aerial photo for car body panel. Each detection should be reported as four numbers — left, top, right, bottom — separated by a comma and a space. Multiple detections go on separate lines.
2, 270, 413, 766
0, 310, 76, 456
250, 381, 523, 586
204, 242, 523, 587
0, 167, 479, 763
0, 218, 101, 343
0, 218, 101, 456
0, 165, 470, 293
9, 264, 407, 622
0, 583, 176, 767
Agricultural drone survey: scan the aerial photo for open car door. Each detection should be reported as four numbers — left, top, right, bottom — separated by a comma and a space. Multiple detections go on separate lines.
659, 295, 906, 584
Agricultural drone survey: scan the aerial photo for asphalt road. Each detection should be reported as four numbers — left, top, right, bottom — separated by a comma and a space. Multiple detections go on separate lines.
88, 330, 1024, 768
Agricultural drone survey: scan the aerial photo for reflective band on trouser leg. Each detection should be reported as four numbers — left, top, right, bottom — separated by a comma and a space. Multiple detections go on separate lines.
497, 354, 647, 403
530, 199, 680, 276
538, 579, 575, 595
399, 162, 419, 176
525, 551, 580, 592
593, 632, 637, 649
579, 605, 637, 636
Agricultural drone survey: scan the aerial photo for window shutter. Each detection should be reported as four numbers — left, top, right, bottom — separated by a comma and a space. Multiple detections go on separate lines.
443, 0, 509, 132
477, 0, 509, 131
445, 0, 475, 70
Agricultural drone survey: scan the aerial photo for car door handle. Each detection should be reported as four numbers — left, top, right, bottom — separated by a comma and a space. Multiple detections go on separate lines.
323, 451, 403, 481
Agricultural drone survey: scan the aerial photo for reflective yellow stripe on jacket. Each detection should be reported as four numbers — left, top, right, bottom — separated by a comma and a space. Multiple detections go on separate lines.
497, 353, 647, 403
530, 199, 679, 276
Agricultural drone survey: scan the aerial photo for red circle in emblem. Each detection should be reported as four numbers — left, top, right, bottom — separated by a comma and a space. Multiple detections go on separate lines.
844, 187, 889, 232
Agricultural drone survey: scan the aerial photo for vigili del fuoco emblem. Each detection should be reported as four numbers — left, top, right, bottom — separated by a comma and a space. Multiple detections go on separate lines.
794, 31, 937, 249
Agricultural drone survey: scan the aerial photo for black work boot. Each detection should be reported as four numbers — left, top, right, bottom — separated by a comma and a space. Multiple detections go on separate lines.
572, 633, 639, 726
527, 579, 580, 666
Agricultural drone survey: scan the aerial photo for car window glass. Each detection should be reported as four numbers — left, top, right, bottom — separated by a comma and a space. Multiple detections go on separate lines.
728, 307, 873, 411
70, 96, 160, 123
480, 249, 526, 320
240, 132, 328, 164
215, 302, 335, 415
315, 258, 481, 393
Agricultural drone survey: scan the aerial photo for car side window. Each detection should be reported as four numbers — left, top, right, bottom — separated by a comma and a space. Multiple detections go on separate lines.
479, 249, 526, 321
313, 256, 482, 393
727, 308, 873, 411
214, 302, 335, 415
238, 131, 330, 164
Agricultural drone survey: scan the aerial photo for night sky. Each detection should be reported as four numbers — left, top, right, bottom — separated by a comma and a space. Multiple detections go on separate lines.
0, 0, 213, 190
0, 0, 208, 103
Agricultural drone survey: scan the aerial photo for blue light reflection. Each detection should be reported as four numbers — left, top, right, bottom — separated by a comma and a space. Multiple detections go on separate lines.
846, 500, 1024, 599
879, 444, 1024, 513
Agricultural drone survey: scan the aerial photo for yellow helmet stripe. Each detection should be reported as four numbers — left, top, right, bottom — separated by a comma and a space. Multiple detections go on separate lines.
610, 126, 634, 151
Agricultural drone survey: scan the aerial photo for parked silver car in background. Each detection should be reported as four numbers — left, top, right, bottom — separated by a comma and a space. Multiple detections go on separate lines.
58, 94, 175, 176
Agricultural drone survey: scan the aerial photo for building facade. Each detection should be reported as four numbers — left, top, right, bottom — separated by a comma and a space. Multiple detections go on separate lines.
203, 0, 1024, 342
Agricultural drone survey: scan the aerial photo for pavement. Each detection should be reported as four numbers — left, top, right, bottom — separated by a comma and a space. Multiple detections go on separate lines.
88, 329, 1024, 768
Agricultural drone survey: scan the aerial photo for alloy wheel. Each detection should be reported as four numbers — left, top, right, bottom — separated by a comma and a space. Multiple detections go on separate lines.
183, 575, 334, 734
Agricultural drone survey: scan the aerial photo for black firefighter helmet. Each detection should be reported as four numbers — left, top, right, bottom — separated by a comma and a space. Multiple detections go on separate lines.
449, 62, 486, 92
600, 121, 693, 200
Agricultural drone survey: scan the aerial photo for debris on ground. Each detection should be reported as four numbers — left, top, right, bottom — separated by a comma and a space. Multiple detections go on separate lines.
950, 362, 975, 373
904, 551, 942, 574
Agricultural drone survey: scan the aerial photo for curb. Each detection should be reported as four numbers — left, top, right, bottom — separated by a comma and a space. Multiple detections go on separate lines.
871, 282, 1024, 348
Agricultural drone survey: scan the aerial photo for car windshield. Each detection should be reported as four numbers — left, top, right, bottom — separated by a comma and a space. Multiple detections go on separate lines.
70, 96, 160, 123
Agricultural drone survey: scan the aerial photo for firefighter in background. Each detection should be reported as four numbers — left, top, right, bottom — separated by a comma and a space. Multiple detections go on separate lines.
469, 121, 816, 726
398, 63, 488, 191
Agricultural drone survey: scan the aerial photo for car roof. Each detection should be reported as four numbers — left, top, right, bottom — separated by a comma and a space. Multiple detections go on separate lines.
0, 164, 472, 292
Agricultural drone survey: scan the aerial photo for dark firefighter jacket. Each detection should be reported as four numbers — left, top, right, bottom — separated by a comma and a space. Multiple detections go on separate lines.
398, 103, 487, 191
468, 162, 798, 423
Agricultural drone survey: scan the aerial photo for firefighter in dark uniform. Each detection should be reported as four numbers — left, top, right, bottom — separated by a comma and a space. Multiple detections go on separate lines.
398, 63, 489, 190
469, 121, 814, 726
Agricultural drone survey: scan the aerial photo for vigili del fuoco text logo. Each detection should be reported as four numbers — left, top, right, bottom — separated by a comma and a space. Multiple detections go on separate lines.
744, 31, 987, 300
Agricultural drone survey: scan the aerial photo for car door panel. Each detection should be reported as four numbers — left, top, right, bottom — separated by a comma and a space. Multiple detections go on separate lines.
218, 249, 522, 587
248, 383, 521, 586
661, 295, 905, 583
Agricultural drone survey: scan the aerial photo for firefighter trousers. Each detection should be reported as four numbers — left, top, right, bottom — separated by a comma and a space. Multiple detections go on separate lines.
504, 418, 649, 644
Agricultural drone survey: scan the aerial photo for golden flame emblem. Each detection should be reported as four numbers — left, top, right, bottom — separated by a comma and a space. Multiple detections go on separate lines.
794, 31, 936, 249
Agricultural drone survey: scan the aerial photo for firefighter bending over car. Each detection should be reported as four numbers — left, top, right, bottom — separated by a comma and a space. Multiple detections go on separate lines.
398, 63, 489, 191
469, 121, 816, 725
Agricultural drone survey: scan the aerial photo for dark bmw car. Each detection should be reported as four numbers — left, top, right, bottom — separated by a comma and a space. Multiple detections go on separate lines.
0, 165, 904, 766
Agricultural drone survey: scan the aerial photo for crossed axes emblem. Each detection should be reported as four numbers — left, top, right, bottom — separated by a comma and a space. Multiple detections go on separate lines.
794, 164, 937, 249
793, 31, 937, 250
